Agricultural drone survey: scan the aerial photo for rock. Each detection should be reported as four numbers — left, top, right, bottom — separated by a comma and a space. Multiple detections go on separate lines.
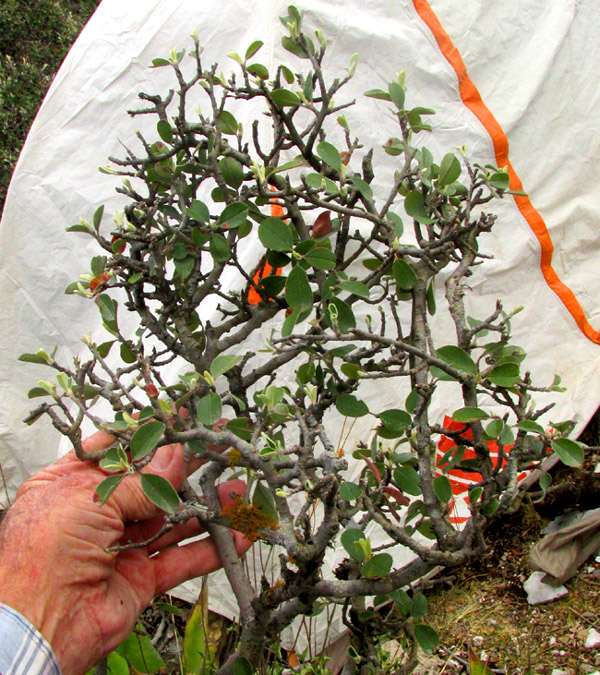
586, 628, 600, 649
551, 669, 569, 675
473, 636, 484, 647
523, 571, 569, 605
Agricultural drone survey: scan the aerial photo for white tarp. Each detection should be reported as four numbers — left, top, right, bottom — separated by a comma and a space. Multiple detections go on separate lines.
2, 0, 600, 649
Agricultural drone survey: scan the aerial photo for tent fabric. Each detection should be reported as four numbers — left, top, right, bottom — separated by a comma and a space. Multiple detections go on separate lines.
2, 0, 600, 649
529, 509, 600, 585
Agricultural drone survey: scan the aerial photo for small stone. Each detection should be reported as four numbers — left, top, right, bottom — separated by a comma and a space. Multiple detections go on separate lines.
524, 572, 569, 605
473, 636, 484, 647
586, 628, 600, 649
551, 669, 568, 675
548, 636, 557, 646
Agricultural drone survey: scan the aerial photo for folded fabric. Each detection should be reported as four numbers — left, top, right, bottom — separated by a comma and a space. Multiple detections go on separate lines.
529, 508, 600, 585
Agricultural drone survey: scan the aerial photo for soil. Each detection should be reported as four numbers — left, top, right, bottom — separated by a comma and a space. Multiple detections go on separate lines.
423, 466, 600, 674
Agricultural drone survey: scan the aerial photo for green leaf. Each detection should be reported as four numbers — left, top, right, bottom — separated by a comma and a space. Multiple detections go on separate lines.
66, 222, 93, 234
339, 280, 370, 299
187, 200, 210, 223
27, 387, 51, 399
94, 474, 125, 506
285, 265, 313, 312
140, 474, 180, 514
232, 656, 254, 675
361, 553, 393, 578
131, 421, 165, 461
551, 438, 584, 467
304, 247, 336, 270
253, 482, 278, 522
259, 217, 293, 252
247, 62, 269, 79
245, 40, 264, 60
379, 409, 411, 431
413, 624, 439, 653
106, 651, 129, 675
196, 393, 222, 426
437, 153, 461, 186
389, 589, 412, 616
19, 351, 51, 365
404, 191, 434, 224
210, 354, 243, 377
516, 420, 545, 435
93, 205, 105, 231
350, 176, 373, 200
393, 466, 421, 496
157, 120, 173, 144
218, 110, 238, 135
209, 234, 231, 262
487, 363, 520, 387
317, 141, 342, 173
452, 407, 489, 422
175, 257, 195, 279
336, 394, 369, 418
436, 345, 477, 375
341, 529, 367, 563
339, 482, 362, 501
433, 475, 452, 503
151, 57, 171, 67
488, 171, 510, 191
115, 626, 166, 674
219, 202, 248, 229
388, 82, 405, 110
392, 258, 417, 291
328, 297, 356, 333
411, 593, 428, 619
183, 603, 208, 675
120, 342, 136, 364
270, 88, 301, 107
219, 157, 244, 188
387, 212, 404, 240
364, 89, 392, 101
485, 419, 504, 439
226, 417, 253, 441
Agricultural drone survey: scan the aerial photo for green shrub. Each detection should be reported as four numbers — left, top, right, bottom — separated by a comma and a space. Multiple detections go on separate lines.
0, 0, 100, 211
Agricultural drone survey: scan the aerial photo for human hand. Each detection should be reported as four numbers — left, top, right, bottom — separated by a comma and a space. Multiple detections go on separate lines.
0, 432, 251, 675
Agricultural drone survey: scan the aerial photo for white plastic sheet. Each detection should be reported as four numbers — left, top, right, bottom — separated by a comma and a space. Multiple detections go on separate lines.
2, 0, 600, 649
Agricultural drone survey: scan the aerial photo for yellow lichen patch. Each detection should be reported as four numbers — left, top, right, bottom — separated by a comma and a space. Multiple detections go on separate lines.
222, 496, 279, 542
227, 449, 243, 467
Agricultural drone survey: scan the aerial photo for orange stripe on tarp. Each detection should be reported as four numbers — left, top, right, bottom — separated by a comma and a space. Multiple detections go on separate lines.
412, 0, 600, 344
247, 196, 284, 305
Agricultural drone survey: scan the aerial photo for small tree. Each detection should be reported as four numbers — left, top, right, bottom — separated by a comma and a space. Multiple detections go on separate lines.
22, 7, 582, 673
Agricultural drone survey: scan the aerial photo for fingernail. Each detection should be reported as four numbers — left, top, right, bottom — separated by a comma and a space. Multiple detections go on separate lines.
149, 445, 174, 471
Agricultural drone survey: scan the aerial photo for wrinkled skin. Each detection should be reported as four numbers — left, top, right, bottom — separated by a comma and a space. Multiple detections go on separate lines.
0, 432, 250, 675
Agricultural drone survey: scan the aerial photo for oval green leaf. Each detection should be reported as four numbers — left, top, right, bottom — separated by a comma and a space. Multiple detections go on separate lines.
270, 88, 301, 107
392, 258, 417, 291
452, 407, 489, 423
317, 141, 342, 173
336, 394, 369, 418
436, 345, 477, 375
433, 475, 452, 503
361, 553, 393, 578
551, 438, 584, 467
341, 528, 367, 563
258, 217, 293, 252
140, 473, 180, 514
196, 392, 222, 426
219, 157, 244, 188
210, 354, 243, 378
404, 191, 434, 224
131, 421, 166, 461
414, 624, 439, 652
